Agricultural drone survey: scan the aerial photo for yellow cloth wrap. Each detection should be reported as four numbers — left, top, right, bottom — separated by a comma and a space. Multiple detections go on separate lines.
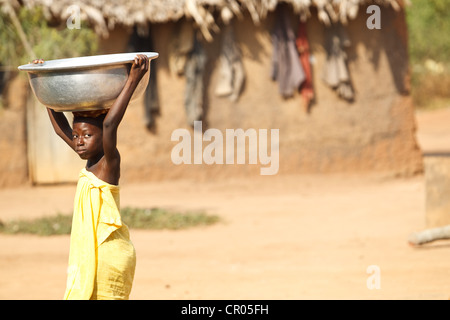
64, 168, 136, 300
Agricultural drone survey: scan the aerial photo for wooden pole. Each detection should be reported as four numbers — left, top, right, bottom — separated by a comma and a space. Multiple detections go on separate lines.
3, 3, 36, 60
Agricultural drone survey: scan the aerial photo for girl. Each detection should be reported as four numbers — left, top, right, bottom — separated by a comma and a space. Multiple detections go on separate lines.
45, 54, 149, 299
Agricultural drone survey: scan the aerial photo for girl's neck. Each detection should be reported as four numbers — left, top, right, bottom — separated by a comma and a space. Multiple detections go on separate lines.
86, 151, 104, 170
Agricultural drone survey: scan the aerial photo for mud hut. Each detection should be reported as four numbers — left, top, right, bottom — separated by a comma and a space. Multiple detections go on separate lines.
0, 0, 422, 186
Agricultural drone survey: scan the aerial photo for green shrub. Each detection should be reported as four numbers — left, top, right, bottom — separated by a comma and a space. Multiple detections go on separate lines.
0, 6, 98, 68
406, 0, 450, 65
406, 0, 450, 109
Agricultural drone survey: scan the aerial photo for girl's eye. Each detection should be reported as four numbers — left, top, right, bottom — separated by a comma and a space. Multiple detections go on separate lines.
84, 134, 91, 138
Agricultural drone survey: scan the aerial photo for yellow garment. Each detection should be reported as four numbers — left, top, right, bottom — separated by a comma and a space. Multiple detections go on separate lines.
64, 168, 136, 300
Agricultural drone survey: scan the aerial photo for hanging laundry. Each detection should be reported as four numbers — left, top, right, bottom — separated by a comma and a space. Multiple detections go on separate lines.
184, 31, 207, 126
168, 19, 195, 76
296, 21, 314, 113
215, 22, 245, 102
271, 4, 305, 99
127, 26, 160, 129
321, 22, 354, 101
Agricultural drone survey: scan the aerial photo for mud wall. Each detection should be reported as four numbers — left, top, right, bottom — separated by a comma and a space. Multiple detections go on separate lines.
115, 6, 423, 184
0, 5, 423, 187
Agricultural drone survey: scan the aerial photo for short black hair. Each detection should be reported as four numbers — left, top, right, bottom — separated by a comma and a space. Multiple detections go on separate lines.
73, 113, 106, 129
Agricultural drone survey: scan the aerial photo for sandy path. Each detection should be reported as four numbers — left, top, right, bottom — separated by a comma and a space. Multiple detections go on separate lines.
1, 108, 450, 300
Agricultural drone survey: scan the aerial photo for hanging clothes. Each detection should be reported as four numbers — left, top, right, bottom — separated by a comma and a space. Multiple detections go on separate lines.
215, 22, 245, 102
271, 4, 305, 99
127, 26, 160, 129
168, 19, 195, 76
296, 21, 314, 112
184, 31, 207, 126
321, 22, 354, 101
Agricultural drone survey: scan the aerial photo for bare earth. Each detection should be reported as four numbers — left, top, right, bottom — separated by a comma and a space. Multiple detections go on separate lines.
1, 108, 450, 300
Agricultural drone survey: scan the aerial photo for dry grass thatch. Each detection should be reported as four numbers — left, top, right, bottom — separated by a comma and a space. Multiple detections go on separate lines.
3, 0, 406, 40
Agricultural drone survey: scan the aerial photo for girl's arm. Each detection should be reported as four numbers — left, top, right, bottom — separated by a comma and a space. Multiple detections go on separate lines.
38, 57, 74, 150
102, 54, 149, 162
46, 107, 75, 150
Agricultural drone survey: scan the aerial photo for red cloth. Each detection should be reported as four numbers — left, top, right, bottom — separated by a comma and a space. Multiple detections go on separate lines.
296, 22, 314, 112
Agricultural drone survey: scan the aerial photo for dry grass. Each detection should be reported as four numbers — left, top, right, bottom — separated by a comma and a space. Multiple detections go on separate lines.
0, 207, 221, 236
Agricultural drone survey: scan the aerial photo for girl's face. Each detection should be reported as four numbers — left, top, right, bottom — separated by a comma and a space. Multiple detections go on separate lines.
72, 122, 103, 160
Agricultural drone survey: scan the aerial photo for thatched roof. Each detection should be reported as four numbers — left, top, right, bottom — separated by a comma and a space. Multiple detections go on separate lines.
5, 0, 406, 40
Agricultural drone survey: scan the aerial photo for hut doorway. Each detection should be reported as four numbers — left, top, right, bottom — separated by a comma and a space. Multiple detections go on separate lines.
26, 96, 83, 184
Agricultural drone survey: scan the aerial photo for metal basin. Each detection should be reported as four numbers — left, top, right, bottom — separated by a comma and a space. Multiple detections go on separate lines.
18, 52, 159, 112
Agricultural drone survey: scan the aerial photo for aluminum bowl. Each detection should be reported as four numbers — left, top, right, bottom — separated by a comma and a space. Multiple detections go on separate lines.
18, 52, 159, 112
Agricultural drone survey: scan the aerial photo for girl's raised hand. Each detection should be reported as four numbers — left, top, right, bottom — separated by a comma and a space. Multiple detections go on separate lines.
31, 59, 44, 64
129, 54, 149, 84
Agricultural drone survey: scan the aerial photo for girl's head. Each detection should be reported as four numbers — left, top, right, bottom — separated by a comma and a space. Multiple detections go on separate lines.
72, 111, 107, 160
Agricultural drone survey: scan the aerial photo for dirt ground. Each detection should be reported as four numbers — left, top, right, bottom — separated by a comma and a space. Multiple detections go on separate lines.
1, 107, 450, 300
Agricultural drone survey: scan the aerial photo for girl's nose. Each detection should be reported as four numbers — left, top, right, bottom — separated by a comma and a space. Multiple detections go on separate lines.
77, 137, 84, 145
